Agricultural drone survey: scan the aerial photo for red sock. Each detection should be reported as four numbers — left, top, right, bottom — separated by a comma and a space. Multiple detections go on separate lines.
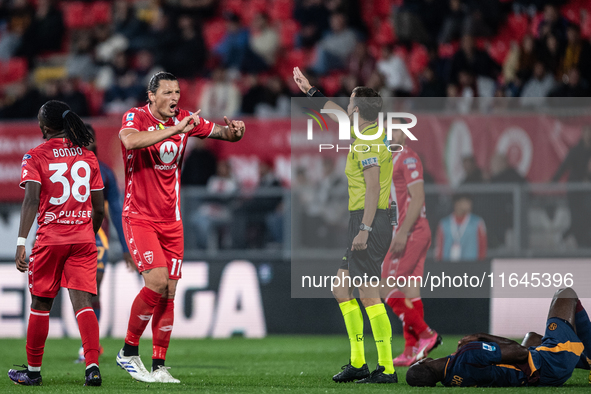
125, 287, 162, 346
403, 326, 418, 355
76, 307, 100, 367
385, 290, 406, 319
152, 298, 174, 361
26, 309, 50, 368
406, 298, 431, 338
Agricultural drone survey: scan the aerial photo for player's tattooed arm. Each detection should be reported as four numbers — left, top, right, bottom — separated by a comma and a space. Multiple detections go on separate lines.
208, 116, 245, 142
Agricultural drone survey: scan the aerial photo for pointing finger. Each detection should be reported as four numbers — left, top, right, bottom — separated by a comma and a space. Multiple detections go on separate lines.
224, 116, 231, 126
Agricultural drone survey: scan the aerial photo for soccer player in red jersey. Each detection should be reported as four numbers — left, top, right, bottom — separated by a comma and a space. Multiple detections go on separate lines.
115, 72, 244, 383
381, 124, 441, 366
8, 101, 105, 386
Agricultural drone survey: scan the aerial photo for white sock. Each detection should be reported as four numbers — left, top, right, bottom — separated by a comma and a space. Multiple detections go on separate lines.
28, 366, 41, 372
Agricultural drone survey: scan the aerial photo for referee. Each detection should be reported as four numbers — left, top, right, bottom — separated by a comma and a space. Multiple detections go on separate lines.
293, 67, 396, 384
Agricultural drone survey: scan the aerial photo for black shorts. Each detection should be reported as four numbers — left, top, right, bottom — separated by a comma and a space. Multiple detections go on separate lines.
339, 210, 393, 280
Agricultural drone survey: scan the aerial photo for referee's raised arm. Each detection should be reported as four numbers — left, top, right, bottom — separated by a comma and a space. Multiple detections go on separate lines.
292, 67, 345, 123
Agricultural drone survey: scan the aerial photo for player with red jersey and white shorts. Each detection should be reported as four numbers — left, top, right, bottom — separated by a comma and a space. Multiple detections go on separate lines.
381, 124, 441, 366
9, 101, 105, 386
115, 72, 245, 383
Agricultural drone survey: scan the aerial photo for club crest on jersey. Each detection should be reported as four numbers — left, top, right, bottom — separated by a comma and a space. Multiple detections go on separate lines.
143, 251, 153, 264
126, 113, 134, 121
159, 141, 178, 164
403, 157, 417, 165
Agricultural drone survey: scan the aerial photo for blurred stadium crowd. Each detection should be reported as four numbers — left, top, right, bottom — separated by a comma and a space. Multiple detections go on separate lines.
1, 0, 591, 118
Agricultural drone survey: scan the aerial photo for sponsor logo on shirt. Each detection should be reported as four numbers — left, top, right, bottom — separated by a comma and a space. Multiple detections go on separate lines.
403, 157, 417, 165
126, 121, 134, 126
148, 126, 155, 131
126, 113, 135, 121
159, 141, 178, 164
44, 212, 56, 224
361, 157, 378, 168
22, 154, 32, 160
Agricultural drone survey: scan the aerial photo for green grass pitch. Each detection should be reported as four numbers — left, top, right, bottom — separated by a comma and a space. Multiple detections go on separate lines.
0, 336, 588, 393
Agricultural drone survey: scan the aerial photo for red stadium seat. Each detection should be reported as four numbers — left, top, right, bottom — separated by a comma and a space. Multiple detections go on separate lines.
320, 73, 343, 96
203, 18, 227, 50
222, 0, 244, 15
62, 2, 92, 29
279, 19, 299, 49
581, 11, 591, 39
373, 0, 391, 18
438, 42, 458, 58
530, 12, 543, 38
78, 82, 104, 117
91, 2, 112, 25
270, 0, 293, 21
0, 57, 28, 84
408, 44, 428, 76
372, 18, 396, 46
488, 37, 510, 65
561, 4, 581, 25
506, 13, 530, 42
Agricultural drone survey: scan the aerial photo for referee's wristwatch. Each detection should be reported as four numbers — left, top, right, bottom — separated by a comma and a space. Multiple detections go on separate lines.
359, 223, 372, 232
306, 86, 319, 97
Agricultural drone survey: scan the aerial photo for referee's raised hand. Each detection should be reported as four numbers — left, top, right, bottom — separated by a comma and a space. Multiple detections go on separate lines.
293, 67, 312, 94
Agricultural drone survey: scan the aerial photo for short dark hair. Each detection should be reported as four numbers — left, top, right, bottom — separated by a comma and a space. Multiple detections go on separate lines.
453, 192, 472, 204
406, 364, 439, 387
147, 71, 178, 102
351, 86, 382, 121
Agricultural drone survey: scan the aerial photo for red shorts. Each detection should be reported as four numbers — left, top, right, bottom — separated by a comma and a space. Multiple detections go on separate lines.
123, 217, 184, 280
29, 243, 98, 298
381, 228, 431, 279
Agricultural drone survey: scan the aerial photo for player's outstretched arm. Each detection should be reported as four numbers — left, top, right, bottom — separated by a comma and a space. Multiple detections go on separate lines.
91, 190, 105, 235
208, 116, 245, 142
292, 66, 346, 123
120, 112, 201, 150
458, 333, 529, 364
15, 182, 41, 272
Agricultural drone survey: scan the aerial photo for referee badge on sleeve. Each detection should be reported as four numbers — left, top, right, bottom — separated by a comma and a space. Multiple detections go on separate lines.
361, 157, 378, 169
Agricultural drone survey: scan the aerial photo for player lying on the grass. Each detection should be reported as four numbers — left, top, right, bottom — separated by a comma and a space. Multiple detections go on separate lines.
406, 287, 591, 387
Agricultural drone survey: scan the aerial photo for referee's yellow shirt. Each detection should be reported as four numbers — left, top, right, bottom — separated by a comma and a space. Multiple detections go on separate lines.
344, 123, 393, 211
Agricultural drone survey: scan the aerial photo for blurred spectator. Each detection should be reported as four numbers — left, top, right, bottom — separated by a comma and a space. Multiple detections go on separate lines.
503, 34, 538, 95
461, 156, 484, 184
59, 78, 90, 117
489, 153, 526, 184
376, 45, 414, 96
214, 12, 248, 72
254, 76, 290, 118
394, 0, 438, 45
539, 33, 562, 78
419, 66, 446, 97
519, 61, 555, 106
537, 4, 568, 43
164, 15, 207, 78
240, 74, 265, 115
325, 0, 367, 38
448, 35, 500, 85
171, 0, 218, 19
560, 24, 591, 83
199, 67, 241, 119
190, 160, 237, 250
310, 13, 358, 75
134, 50, 164, 86
552, 126, 591, 247
15, 0, 64, 62
553, 126, 591, 183
113, 0, 148, 43
98, 51, 144, 114
129, 8, 177, 67
336, 73, 360, 97
435, 193, 487, 261
181, 138, 218, 186
0, 0, 32, 61
233, 160, 283, 248
66, 32, 97, 82
457, 70, 477, 97
94, 23, 128, 65
439, 0, 466, 43
294, 0, 330, 48
347, 42, 375, 86
242, 13, 279, 73
0, 81, 43, 119
463, 0, 501, 38
548, 68, 589, 97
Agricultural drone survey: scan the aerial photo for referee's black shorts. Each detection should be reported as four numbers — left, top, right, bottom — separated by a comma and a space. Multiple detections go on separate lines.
339, 209, 393, 280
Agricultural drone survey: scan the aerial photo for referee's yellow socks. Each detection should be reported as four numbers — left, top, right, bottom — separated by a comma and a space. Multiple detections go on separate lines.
339, 299, 366, 368
366, 303, 395, 374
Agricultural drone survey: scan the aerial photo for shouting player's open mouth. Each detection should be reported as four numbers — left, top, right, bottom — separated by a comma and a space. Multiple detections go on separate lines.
169, 102, 177, 114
